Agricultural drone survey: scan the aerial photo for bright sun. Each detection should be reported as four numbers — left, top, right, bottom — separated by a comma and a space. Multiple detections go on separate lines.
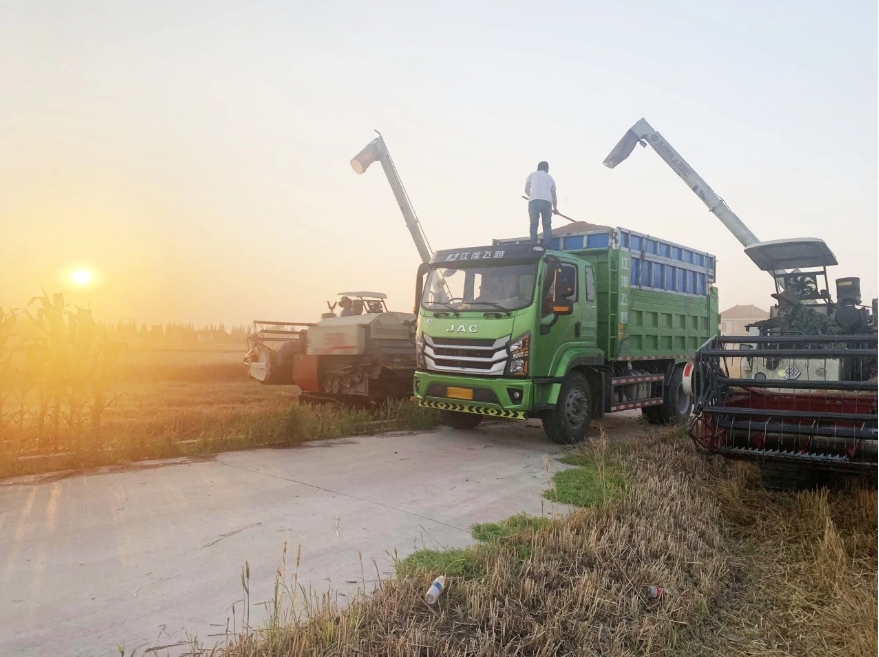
71, 269, 93, 285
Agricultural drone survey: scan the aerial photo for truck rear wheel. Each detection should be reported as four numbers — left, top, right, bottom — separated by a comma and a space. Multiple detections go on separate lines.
642, 365, 692, 425
442, 411, 484, 430
542, 372, 592, 444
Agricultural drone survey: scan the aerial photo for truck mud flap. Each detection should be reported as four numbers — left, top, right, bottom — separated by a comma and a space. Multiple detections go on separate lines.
688, 334, 878, 474
419, 399, 526, 420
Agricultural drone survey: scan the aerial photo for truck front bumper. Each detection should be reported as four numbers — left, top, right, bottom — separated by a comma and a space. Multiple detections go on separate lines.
414, 371, 534, 420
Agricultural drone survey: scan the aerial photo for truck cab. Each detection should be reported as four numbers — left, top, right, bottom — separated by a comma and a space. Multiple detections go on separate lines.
414, 228, 719, 444
414, 243, 604, 438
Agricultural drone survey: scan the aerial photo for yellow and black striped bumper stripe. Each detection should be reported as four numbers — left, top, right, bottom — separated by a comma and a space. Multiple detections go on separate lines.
419, 399, 526, 420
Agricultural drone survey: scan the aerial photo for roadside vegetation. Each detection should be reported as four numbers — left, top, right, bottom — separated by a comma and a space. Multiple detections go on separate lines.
0, 294, 440, 479
194, 427, 875, 657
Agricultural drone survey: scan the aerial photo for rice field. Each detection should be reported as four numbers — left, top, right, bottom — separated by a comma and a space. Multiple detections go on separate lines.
0, 310, 437, 478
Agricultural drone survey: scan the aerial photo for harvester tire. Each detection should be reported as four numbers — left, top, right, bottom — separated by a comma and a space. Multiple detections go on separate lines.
642, 365, 692, 425
542, 372, 592, 444
442, 411, 484, 430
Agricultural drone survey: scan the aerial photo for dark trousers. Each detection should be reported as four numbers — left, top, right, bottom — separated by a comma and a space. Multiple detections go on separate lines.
529, 199, 553, 247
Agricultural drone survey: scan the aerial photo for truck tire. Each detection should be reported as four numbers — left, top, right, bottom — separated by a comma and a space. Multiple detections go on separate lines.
542, 372, 592, 444
642, 365, 692, 425
442, 411, 484, 430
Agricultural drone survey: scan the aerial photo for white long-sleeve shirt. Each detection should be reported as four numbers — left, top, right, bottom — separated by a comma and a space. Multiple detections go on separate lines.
525, 170, 556, 203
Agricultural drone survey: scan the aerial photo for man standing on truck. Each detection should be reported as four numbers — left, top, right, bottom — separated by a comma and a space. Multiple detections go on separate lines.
525, 161, 559, 247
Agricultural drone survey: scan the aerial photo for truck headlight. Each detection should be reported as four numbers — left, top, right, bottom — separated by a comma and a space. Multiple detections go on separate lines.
506, 331, 530, 377
416, 334, 425, 369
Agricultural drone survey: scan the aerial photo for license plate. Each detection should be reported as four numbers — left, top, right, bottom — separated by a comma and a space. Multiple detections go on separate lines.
447, 386, 474, 400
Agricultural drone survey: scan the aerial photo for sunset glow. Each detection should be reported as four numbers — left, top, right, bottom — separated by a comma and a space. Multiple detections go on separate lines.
70, 269, 93, 286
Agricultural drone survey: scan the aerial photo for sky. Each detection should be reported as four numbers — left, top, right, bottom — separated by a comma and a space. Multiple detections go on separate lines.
1, 0, 876, 327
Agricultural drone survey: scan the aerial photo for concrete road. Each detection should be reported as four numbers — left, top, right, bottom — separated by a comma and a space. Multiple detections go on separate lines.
1, 415, 642, 656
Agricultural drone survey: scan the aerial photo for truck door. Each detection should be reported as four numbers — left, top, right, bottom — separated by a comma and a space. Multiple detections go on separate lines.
581, 264, 598, 342
535, 260, 580, 375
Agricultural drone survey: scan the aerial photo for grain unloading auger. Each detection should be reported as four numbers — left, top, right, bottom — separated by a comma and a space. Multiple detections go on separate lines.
605, 118, 877, 486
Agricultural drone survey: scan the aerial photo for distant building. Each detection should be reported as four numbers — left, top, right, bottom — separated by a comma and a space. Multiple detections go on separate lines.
720, 304, 769, 335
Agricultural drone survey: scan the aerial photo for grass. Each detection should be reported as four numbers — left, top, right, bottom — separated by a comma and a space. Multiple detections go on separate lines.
544, 440, 628, 506
396, 548, 487, 580
395, 514, 552, 582
471, 513, 552, 542
187, 427, 875, 657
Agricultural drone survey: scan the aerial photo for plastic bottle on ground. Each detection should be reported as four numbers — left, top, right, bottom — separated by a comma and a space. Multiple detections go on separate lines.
425, 576, 446, 605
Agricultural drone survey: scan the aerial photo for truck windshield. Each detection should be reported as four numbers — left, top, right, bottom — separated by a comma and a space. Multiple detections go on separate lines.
422, 263, 537, 312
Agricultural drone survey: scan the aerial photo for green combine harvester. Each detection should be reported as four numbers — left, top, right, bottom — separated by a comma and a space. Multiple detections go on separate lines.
604, 118, 877, 487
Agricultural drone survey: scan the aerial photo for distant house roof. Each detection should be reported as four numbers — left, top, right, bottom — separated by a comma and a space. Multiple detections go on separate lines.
720, 304, 769, 319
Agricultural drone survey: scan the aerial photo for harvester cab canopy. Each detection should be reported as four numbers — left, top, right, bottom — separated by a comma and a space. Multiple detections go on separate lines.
744, 238, 838, 307
744, 238, 838, 272
336, 291, 389, 315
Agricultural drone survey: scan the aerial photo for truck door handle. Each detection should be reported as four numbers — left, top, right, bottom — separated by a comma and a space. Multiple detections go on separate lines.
574, 321, 581, 338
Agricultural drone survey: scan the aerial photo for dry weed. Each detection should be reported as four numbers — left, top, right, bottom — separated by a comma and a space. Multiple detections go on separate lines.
686, 461, 877, 656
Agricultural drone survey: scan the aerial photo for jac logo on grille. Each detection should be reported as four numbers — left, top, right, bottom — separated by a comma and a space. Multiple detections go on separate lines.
446, 325, 478, 333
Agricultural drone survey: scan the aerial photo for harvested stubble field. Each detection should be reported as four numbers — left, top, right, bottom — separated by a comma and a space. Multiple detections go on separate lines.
1, 344, 438, 478
208, 430, 876, 657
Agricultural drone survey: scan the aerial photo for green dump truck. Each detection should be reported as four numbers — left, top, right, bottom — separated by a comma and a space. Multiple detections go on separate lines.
413, 226, 720, 443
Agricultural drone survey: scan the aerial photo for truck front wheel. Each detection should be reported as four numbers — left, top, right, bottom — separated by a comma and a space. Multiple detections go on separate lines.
442, 411, 484, 430
642, 365, 692, 425
542, 372, 592, 444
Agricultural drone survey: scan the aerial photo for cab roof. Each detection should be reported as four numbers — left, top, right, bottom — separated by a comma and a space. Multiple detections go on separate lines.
744, 238, 838, 272
337, 291, 387, 299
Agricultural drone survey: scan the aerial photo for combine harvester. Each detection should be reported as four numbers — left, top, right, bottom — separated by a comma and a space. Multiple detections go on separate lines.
244, 133, 436, 405
244, 291, 415, 403
604, 118, 877, 487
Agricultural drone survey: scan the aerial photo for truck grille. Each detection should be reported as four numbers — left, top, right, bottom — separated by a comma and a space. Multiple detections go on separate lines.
433, 347, 495, 359
424, 335, 510, 376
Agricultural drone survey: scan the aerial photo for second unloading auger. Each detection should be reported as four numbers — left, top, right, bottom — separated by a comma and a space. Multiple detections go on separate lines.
604, 118, 877, 486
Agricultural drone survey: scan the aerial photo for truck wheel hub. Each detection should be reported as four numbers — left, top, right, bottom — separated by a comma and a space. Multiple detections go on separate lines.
564, 388, 588, 428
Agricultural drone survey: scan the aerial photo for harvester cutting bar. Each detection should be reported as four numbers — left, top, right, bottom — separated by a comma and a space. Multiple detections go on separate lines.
714, 419, 877, 441
712, 448, 873, 472
703, 406, 875, 422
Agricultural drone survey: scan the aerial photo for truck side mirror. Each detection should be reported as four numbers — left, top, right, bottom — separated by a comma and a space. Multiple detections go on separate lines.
414, 263, 430, 313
